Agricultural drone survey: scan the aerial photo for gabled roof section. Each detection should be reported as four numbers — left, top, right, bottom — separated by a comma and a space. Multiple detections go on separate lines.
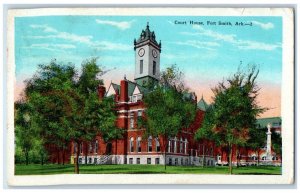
257, 117, 281, 128
127, 80, 150, 96
197, 95, 209, 111
106, 82, 120, 97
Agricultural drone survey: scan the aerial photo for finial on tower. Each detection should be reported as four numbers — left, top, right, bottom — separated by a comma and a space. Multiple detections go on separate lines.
147, 22, 149, 28
124, 74, 127, 80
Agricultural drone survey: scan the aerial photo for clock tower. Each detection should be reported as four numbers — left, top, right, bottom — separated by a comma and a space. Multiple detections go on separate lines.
134, 23, 161, 86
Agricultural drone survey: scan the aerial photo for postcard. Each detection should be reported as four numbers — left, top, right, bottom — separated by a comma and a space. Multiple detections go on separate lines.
6, 7, 294, 185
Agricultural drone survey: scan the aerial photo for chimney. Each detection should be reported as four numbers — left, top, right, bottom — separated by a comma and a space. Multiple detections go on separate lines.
97, 85, 106, 100
120, 80, 128, 102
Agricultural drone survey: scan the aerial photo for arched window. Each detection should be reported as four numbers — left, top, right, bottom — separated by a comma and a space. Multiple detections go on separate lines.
184, 138, 188, 154
95, 140, 98, 154
180, 137, 183, 153
129, 137, 134, 152
148, 136, 153, 152
137, 137, 141, 152
262, 156, 267, 161
174, 137, 177, 153
168, 140, 171, 153
155, 138, 160, 152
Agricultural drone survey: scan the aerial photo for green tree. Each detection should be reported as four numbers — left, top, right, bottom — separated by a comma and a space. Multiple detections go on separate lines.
143, 65, 196, 170
272, 132, 282, 155
247, 126, 266, 166
195, 66, 265, 174
15, 101, 35, 165
24, 60, 76, 165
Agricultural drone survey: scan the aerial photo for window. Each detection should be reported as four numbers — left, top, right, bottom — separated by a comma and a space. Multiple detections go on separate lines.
217, 155, 221, 161
132, 95, 137, 103
95, 140, 98, 154
262, 156, 267, 161
155, 158, 160, 165
130, 113, 134, 129
180, 138, 183, 153
181, 158, 184, 165
272, 156, 278, 161
184, 138, 187, 154
168, 140, 171, 153
78, 158, 82, 164
89, 157, 92, 164
140, 60, 143, 74
94, 158, 97, 164
137, 158, 140, 164
153, 61, 156, 75
137, 137, 141, 152
175, 158, 178, 165
252, 156, 257, 160
129, 158, 133, 164
148, 136, 152, 152
147, 158, 151, 164
138, 110, 142, 117
130, 137, 134, 152
174, 137, 177, 153
155, 138, 160, 152
168, 158, 172, 165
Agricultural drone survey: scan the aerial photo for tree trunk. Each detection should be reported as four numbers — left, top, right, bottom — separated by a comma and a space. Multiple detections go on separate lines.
85, 142, 88, 165
236, 147, 239, 168
25, 150, 29, 165
202, 144, 205, 168
62, 149, 65, 165
164, 135, 168, 170
41, 153, 44, 165
57, 149, 60, 164
228, 144, 233, 175
74, 142, 80, 174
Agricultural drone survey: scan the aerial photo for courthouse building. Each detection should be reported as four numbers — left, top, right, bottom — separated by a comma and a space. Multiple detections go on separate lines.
48, 23, 281, 166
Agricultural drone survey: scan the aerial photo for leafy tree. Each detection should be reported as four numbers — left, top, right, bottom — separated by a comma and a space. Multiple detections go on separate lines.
15, 101, 36, 165
143, 65, 196, 169
247, 126, 266, 166
195, 65, 265, 174
24, 60, 77, 165
272, 132, 282, 155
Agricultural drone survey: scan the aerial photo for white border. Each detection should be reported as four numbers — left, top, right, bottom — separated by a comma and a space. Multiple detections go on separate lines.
6, 7, 294, 186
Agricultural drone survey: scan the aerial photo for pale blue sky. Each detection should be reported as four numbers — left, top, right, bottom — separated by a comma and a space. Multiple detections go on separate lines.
15, 16, 282, 116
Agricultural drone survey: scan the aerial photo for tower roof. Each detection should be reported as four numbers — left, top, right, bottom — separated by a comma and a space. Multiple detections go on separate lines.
134, 23, 161, 50
197, 95, 209, 111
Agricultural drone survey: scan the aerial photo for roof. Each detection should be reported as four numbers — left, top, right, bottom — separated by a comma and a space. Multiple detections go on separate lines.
256, 117, 282, 128
197, 95, 209, 111
134, 23, 161, 49
127, 80, 150, 96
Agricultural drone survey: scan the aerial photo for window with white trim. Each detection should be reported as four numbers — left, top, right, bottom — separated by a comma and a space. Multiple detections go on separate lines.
180, 138, 183, 153
184, 138, 188, 154
129, 137, 134, 152
155, 138, 160, 152
148, 136, 152, 152
174, 137, 177, 153
95, 140, 98, 153
130, 113, 134, 129
137, 137, 141, 152
138, 110, 142, 117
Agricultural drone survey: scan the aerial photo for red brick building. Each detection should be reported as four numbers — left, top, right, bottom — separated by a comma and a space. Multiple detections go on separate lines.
48, 23, 281, 167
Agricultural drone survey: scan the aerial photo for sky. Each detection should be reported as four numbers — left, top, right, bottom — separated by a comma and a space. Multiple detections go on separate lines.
14, 16, 282, 118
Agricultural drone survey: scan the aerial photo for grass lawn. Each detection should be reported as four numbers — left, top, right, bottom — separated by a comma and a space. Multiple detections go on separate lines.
15, 164, 282, 175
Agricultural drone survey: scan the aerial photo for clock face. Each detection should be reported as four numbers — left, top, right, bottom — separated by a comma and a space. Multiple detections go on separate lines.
152, 49, 158, 58
138, 48, 145, 57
